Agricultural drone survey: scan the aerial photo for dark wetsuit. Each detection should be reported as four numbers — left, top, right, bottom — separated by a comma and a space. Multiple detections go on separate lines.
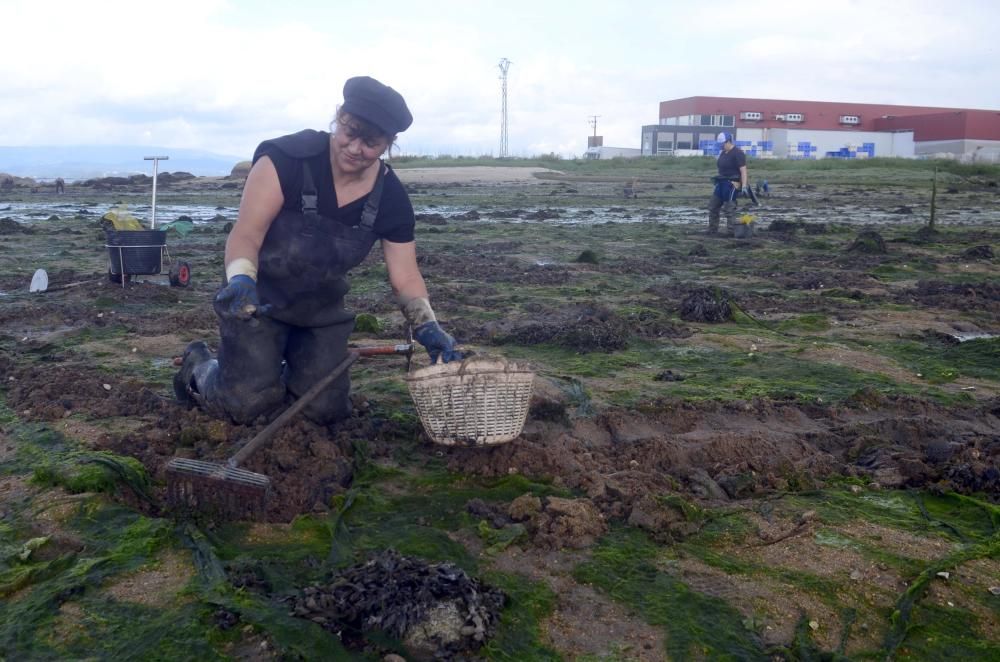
195, 129, 415, 424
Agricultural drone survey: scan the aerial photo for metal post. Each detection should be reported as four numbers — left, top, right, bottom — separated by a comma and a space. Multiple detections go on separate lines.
143, 156, 169, 229
498, 58, 511, 158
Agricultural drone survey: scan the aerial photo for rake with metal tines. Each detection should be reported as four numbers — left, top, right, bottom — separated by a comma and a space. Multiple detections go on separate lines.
165, 344, 413, 520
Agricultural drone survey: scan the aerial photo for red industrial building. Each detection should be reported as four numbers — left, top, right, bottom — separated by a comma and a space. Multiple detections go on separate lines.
639, 96, 1000, 161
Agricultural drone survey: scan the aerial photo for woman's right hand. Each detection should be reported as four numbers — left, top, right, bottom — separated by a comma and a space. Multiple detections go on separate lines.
214, 275, 263, 321
413, 321, 462, 364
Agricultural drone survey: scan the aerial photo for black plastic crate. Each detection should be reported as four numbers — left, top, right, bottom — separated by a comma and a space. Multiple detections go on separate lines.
106, 230, 166, 275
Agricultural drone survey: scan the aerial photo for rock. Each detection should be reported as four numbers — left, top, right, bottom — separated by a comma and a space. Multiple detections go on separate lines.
626, 494, 702, 541
415, 212, 447, 225
654, 369, 685, 382
718, 472, 758, 499
403, 601, 464, 661
684, 468, 729, 501
467, 498, 513, 528
847, 230, 887, 254
383, 655, 407, 662
527, 377, 571, 425
679, 288, 733, 323
230, 161, 252, 178
961, 245, 994, 260
508, 493, 542, 521
768, 219, 802, 233
532, 497, 606, 549
287, 550, 504, 659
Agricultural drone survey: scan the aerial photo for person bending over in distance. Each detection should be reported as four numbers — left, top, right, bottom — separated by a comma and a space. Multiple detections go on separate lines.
707, 132, 749, 235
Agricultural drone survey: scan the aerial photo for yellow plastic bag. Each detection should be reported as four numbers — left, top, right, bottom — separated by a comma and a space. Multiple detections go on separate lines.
101, 204, 145, 231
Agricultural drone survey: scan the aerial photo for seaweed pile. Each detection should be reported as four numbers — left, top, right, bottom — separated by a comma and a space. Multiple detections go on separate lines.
288, 550, 505, 659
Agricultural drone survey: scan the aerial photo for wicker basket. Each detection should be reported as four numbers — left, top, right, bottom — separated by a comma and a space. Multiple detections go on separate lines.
405, 356, 534, 446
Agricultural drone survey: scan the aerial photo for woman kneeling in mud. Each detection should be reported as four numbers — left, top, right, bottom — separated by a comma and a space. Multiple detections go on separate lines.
174, 76, 461, 425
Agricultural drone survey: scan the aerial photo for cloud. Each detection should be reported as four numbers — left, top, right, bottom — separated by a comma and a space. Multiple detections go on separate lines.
0, 0, 997, 158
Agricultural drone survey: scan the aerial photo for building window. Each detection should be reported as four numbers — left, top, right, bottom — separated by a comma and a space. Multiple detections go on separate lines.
700, 114, 712, 126
657, 140, 673, 150
721, 115, 735, 126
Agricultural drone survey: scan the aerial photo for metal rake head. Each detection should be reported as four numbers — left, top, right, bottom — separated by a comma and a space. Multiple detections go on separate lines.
165, 457, 271, 521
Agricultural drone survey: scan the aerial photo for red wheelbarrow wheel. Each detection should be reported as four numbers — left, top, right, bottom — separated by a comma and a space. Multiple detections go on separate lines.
169, 261, 191, 287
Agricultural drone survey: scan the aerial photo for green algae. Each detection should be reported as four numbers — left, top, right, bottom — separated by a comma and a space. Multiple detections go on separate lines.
884, 536, 1000, 660
776, 313, 832, 333
200, 472, 567, 656
504, 340, 942, 408
575, 526, 771, 660
32, 450, 152, 500
481, 572, 561, 661
876, 336, 1000, 384
0, 504, 179, 658
3, 168, 1000, 660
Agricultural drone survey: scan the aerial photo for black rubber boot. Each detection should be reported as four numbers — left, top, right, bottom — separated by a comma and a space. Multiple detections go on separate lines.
173, 341, 213, 407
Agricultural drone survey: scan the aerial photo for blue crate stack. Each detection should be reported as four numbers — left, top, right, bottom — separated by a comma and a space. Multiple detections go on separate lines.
790, 141, 818, 160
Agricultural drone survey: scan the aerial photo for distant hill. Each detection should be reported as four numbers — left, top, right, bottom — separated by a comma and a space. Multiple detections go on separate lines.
0, 145, 248, 181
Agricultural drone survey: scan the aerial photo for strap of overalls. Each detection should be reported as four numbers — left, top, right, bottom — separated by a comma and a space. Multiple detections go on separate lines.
300, 162, 321, 236
359, 163, 386, 231
299, 161, 387, 233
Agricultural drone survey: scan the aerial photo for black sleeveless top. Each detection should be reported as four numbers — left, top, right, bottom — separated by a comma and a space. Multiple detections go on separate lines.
249, 130, 414, 326
252, 129, 415, 243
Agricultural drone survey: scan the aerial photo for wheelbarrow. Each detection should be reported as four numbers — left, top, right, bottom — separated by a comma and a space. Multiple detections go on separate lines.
105, 229, 190, 287
105, 155, 191, 288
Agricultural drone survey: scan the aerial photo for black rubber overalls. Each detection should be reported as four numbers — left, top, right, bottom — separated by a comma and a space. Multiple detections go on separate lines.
194, 132, 385, 425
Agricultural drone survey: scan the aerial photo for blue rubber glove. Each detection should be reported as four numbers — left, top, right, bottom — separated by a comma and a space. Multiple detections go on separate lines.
413, 321, 462, 364
214, 275, 262, 321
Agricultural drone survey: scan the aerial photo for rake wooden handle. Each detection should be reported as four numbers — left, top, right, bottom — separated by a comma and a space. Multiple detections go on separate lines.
358, 343, 413, 356
227, 344, 411, 468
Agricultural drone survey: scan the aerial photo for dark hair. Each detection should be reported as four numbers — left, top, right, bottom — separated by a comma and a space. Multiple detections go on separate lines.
331, 109, 398, 155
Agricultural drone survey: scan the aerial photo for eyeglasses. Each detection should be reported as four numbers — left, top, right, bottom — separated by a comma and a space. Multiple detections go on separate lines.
337, 118, 388, 151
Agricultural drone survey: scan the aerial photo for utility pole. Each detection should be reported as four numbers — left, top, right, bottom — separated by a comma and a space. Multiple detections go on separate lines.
588, 115, 600, 137
498, 58, 511, 158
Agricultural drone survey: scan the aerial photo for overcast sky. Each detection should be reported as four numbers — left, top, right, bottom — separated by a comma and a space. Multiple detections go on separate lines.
2, 0, 997, 159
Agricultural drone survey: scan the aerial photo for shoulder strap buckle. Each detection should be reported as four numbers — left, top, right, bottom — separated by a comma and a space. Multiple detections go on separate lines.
301, 162, 320, 235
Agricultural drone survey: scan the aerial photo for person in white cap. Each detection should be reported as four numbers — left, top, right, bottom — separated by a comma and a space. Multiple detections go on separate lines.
707, 132, 749, 235
174, 76, 462, 425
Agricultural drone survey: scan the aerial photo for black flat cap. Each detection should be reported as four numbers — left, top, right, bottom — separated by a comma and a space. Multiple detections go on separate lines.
341, 76, 413, 135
